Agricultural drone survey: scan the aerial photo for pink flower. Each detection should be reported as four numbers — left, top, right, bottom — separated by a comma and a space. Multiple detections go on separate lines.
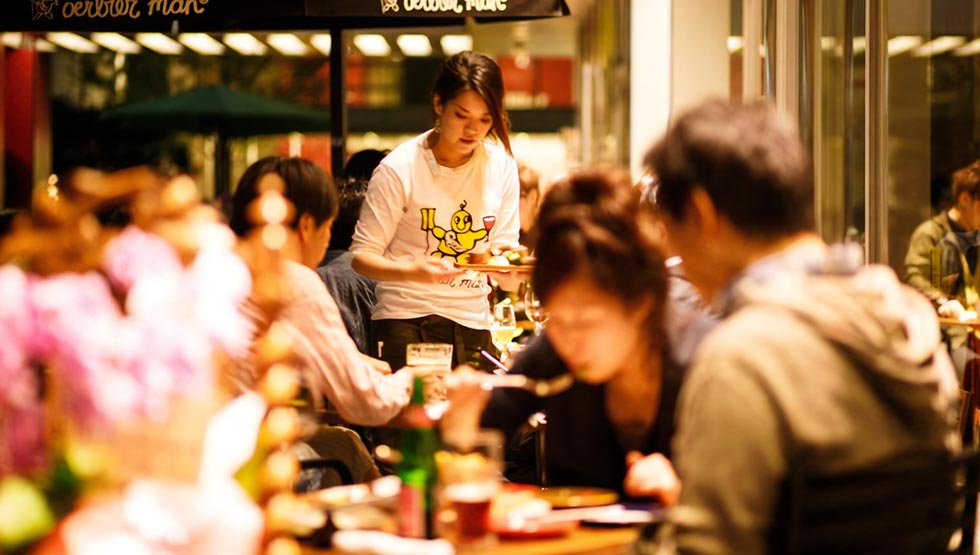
103, 226, 182, 294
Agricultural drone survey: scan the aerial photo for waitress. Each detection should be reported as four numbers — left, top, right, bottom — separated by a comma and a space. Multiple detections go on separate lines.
351, 51, 522, 371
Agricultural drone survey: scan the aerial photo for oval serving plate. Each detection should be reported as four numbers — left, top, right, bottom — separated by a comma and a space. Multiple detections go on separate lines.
536, 486, 619, 509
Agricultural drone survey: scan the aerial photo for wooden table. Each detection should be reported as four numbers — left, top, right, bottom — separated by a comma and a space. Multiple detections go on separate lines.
305, 526, 640, 555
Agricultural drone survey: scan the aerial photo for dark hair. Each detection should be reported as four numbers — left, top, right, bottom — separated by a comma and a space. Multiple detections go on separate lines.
344, 149, 388, 181
951, 160, 980, 201
432, 51, 511, 155
228, 156, 338, 238
533, 169, 667, 335
645, 98, 813, 238
328, 176, 369, 251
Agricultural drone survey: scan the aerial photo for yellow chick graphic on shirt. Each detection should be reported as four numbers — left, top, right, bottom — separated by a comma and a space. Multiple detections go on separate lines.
420, 201, 489, 260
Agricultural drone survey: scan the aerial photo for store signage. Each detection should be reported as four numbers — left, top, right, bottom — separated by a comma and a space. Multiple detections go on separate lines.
381, 0, 508, 15
32, 0, 210, 22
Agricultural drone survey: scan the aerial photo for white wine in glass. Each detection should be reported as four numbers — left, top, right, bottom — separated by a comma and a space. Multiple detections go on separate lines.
491, 303, 519, 359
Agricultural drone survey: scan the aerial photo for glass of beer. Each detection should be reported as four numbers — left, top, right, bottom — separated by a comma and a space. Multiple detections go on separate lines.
435, 429, 503, 547
406, 343, 453, 402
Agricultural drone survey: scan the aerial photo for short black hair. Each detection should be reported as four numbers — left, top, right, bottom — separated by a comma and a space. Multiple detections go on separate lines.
645, 98, 813, 238
328, 176, 369, 251
344, 149, 388, 181
228, 156, 338, 238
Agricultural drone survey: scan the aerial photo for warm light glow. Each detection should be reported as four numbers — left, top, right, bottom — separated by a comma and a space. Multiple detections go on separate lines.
46, 32, 99, 54
397, 34, 432, 57
353, 34, 391, 57
852, 37, 867, 55
887, 35, 922, 57
440, 34, 472, 56
135, 33, 183, 55
310, 34, 332, 56
223, 33, 268, 56
727, 36, 743, 53
91, 33, 140, 54
34, 38, 56, 52
821, 37, 837, 51
2, 33, 22, 49
912, 36, 965, 57
261, 225, 288, 250
178, 33, 225, 55
955, 38, 980, 57
260, 195, 289, 225
266, 33, 310, 56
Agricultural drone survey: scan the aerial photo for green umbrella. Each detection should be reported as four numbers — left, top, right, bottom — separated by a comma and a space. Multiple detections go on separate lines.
103, 85, 329, 195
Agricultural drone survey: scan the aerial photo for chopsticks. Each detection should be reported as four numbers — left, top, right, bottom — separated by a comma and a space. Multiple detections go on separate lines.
480, 349, 510, 375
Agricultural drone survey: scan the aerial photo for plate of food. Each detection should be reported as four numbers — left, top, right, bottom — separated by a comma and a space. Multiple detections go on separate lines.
536, 487, 619, 509
455, 247, 535, 273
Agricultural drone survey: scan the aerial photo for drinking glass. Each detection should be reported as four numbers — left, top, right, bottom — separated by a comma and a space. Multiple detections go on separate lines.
490, 304, 518, 360
436, 429, 503, 547
523, 285, 547, 335
405, 343, 453, 402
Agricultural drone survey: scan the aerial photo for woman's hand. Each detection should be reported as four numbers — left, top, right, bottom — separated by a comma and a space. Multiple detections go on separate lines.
441, 365, 492, 449
487, 270, 524, 292
623, 451, 681, 506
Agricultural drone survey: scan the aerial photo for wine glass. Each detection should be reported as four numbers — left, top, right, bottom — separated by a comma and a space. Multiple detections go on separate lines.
491, 304, 518, 360
523, 285, 547, 336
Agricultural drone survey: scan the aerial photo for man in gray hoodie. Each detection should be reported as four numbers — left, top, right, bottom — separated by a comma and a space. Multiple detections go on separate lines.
642, 99, 961, 555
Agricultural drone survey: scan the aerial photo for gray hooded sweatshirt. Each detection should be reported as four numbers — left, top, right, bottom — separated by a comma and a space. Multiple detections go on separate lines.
671, 243, 961, 555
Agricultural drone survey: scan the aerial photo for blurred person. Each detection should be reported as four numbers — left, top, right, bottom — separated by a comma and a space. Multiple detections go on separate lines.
636, 171, 717, 367
644, 98, 959, 555
518, 163, 541, 249
344, 149, 389, 181
229, 156, 412, 426
904, 159, 980, 317
444, 170, 685, 502
317, 177, 377, 354
350, 51, 522, 372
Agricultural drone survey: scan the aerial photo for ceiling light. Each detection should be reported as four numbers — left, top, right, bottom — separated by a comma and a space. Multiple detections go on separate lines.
2, 33, 22, 49
223, 33, 268, 56
91, 32, 141, 54
310, 33, 331, 56
179, 33, 225, 55
913, 36, 965, 57
135, 33, 182, 55
267, 33, 309, 56
727, 36, 743, 53
34, 38, 56, 52
440, 34, 472, 56
821, 37, 837, 51
954, 38, 980, 57
397, 34, 432, 57
887, 35, 922, 56
353, 34, 390, 57
46, 33, 99, 53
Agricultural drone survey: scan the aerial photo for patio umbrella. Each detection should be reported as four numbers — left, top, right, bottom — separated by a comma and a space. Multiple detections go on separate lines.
103, 84, 330, 195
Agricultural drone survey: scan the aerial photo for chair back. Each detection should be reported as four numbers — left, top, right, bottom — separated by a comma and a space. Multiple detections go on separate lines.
771, 448, 979, 555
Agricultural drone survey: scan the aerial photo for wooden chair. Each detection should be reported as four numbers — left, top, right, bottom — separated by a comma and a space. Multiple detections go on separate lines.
771, 448, 979, 555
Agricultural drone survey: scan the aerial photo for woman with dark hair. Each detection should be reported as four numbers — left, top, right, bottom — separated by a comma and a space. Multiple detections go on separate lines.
230, 156, 412, 427
444, 170, 683, 502
350, 51, 522, 371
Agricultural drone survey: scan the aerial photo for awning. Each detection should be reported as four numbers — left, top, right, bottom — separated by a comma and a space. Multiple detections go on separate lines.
1, 0, 570, 33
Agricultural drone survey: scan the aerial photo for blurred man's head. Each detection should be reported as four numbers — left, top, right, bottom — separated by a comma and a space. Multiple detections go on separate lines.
950, 160, 980, 231
344, 149, 388, 181
646, 99, 814, 298
327, 176, 370, 254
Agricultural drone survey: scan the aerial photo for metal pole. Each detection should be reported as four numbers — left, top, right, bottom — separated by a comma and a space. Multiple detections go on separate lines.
866, 0, 887, 264
330, 27, 347, 179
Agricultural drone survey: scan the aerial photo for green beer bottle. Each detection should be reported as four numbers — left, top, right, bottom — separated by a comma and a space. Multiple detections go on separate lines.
397, 375, 439, 539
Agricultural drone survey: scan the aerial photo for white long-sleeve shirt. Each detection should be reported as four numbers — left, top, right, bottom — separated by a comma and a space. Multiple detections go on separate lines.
237, 261, 412, 426
350, 130, 520, 330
